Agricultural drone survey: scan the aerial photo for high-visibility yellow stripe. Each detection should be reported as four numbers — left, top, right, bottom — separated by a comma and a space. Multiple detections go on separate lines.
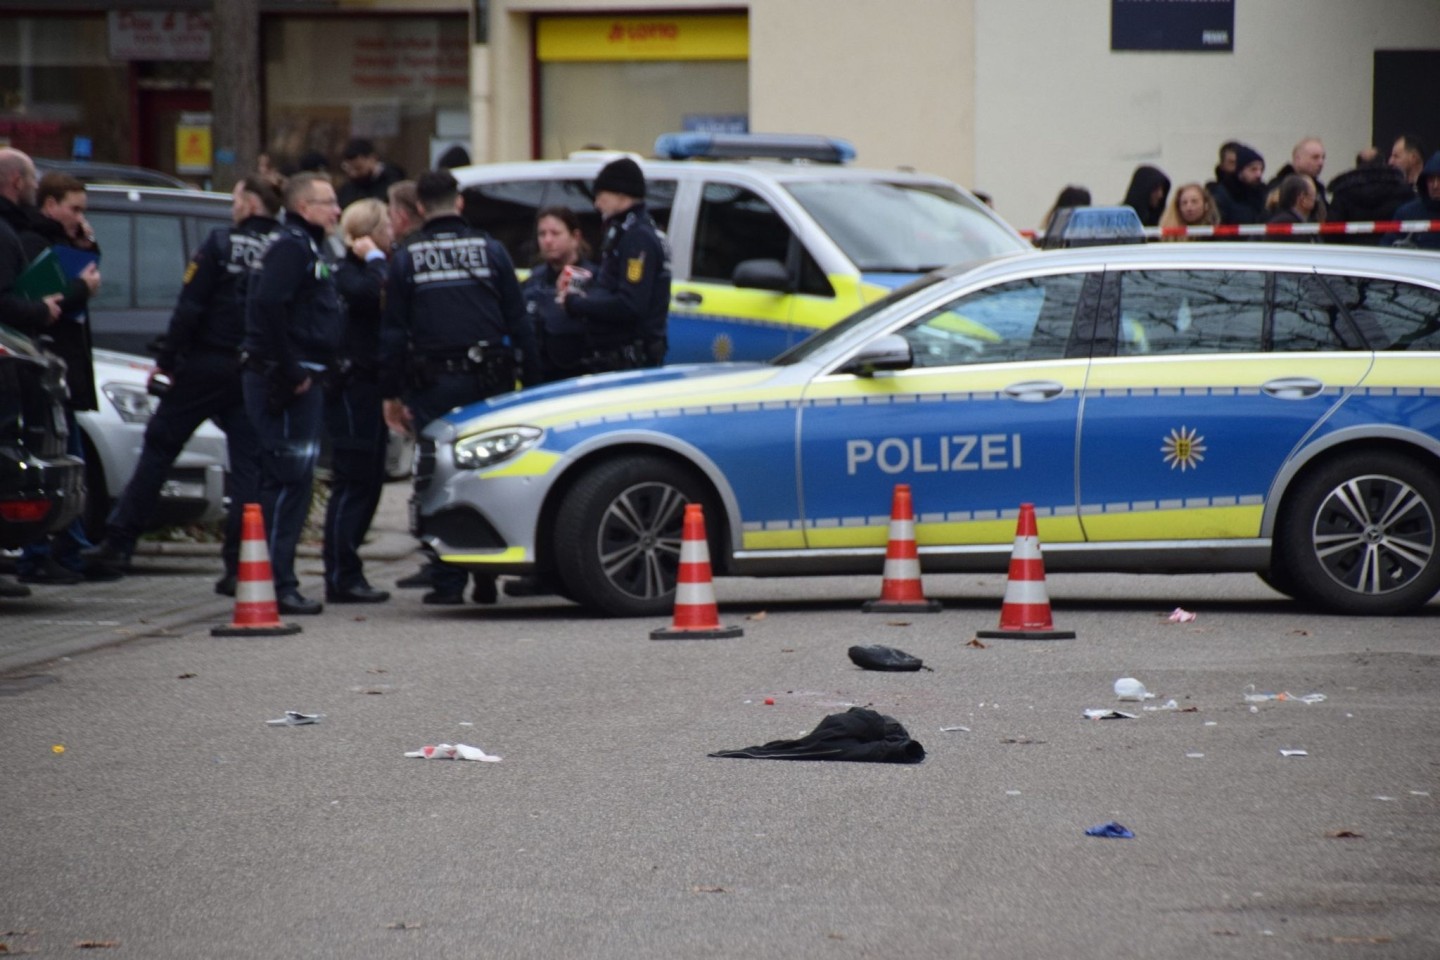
1081, 505, 1263, 540
740, 529, 807, 550
805, 516, 1086, 549
476, 450, 561, 479
440, 547, 528, 565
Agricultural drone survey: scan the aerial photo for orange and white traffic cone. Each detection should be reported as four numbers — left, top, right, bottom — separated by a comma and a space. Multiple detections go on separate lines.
862, 484, 941, 613
975, 502, 1075, 640
212, 503, 302, 637
651, 503, 743, 640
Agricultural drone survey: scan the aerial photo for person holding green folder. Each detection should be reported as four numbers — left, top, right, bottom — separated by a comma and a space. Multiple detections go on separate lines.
0, 157, 112, 584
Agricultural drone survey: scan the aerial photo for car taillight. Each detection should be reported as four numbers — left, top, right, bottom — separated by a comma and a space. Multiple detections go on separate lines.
0, 499, 53, 523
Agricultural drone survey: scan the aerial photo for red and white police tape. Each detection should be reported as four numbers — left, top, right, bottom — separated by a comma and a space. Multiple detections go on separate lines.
1021, 219, 1440, 242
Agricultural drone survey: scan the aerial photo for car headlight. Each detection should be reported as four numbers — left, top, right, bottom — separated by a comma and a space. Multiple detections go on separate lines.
453, 426, 543, 470
102, 383, 159, 424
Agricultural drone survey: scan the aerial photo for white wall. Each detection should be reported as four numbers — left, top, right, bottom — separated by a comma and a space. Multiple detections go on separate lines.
750, 0, 976, 187
974, 0, 1440, 230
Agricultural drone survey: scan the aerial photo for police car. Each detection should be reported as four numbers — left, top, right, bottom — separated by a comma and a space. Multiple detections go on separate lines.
410, 228, 1440, 618
452, 133, 1026, 363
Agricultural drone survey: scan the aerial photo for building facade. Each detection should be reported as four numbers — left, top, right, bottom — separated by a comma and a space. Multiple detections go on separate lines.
4, 0, 1437, 228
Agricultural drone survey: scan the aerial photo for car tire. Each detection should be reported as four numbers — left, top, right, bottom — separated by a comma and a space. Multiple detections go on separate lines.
1255, 564, 1297, 600
1275, 450, 1440, 615
552, 455, 714, 617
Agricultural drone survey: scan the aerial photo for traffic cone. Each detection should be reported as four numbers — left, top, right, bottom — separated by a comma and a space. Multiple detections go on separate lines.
975, 502, 1075, 640
862, 484, 941, 613
212, 503, 301, 637
651, 503, 743, 640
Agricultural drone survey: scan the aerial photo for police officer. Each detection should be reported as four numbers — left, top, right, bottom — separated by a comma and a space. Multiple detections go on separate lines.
322, 198, 392, 605
522, 206, 599, 383
90, 177, 278, 595
242, 172, 344, 615
381, 170, 538, 606
560, 156, 671, 370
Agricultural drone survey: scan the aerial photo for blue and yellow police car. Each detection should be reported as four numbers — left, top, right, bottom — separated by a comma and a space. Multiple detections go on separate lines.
410, 238, 1440, 617
452, 133, 1027, 364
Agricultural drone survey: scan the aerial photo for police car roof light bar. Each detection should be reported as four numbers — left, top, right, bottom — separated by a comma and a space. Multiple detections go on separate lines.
1042, 205, 1147, 249
653, 132, 857, 165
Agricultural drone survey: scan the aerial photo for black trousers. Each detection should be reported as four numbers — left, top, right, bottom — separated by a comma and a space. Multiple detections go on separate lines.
407, 370, 500, 595
322, 377, 388, 592
105, 348, 261, 576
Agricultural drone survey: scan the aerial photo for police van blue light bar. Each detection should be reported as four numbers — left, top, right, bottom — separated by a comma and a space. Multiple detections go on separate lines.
1042, 205, 1147, 249
654, 132, 857, 164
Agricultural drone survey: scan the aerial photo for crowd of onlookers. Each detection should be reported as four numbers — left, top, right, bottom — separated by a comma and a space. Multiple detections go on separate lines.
1042, 134, 1440, 248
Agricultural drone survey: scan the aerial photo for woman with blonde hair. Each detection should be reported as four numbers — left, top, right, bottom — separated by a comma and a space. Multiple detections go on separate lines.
1160, 182, 1220, 240
322, 197, 393, 604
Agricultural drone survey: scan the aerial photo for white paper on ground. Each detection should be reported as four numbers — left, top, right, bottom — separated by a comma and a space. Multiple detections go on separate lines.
404, 742, 502, 761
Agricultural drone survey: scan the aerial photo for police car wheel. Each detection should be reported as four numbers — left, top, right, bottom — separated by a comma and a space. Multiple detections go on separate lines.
1277, 451, 1440, 615
553, 455, 714, 618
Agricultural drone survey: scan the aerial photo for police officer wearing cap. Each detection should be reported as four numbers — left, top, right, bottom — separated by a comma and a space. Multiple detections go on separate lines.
380, 169, 538, 606
560, 156, 671, 370
90, 177, 279, 596
241, 172, 345, 616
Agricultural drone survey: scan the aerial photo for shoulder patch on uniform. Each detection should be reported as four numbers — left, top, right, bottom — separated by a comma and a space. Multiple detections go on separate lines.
626, 254, 645, 284
182, 261, 198, 284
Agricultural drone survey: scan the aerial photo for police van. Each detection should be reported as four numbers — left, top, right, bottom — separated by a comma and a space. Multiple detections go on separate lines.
452, 133, 1026, 363
410, 234, 1440, 618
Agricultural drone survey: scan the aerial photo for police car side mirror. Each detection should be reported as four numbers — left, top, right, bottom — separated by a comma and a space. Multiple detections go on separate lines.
733, 258, 793, 293
839, 334, 913, 377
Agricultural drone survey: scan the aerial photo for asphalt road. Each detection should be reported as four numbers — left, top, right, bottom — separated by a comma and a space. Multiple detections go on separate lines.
2, 529, 1437, 958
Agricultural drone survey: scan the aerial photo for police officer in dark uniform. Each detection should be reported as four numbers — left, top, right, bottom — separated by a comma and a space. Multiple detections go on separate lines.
242, 172, 344, 615
322, 198, 393, 605
560, 156, 671, 370
381, 170, 538, 606
522, 206, 598, 383
90, 177, 278, 596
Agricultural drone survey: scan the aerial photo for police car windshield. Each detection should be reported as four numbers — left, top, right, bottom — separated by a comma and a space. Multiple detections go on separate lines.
785, 181, 1024, 272
771, 273, 945, 365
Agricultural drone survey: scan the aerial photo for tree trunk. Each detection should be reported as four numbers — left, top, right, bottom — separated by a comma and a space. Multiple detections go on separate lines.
211, 0, 261, 192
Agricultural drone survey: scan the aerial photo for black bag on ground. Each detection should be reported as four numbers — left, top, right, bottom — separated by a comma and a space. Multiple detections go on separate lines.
848, 644, 929, 672
708, 706, 925, 763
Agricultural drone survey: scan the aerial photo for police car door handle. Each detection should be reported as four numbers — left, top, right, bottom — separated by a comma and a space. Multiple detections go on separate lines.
1002, 379, 1065, 402
1261, 377, 1324, 400
673, 291, 703, 306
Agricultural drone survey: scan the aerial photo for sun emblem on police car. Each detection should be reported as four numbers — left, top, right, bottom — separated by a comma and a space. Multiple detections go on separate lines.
1161, 426, 1206, 472
712, 334, 734, 362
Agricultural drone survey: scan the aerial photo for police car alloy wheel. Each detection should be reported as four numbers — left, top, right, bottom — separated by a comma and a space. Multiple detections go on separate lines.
1277, 451, 1440, 616
553, 456, 714, 618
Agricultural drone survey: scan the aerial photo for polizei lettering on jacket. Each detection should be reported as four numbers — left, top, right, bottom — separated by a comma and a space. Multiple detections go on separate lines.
845, 434, 1023, 475
410, 237, 492, 284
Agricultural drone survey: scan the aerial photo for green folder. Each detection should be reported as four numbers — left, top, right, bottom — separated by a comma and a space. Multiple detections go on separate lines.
13, 248, 68, 301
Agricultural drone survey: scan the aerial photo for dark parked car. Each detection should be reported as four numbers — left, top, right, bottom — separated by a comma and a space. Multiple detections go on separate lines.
82, 185, 232, 356
35, 159, 193, 191
0, 324, 85, 549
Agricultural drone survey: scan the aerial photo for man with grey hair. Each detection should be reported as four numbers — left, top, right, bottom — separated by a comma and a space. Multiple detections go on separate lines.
0, 148, 61, 334
1268, 137, 1327, 222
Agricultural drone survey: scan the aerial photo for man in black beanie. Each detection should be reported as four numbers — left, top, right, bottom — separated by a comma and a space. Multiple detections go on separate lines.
560, 156, 671, 370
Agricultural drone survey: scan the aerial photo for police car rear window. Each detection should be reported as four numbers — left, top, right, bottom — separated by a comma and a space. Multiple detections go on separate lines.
785, 181, 1024, 272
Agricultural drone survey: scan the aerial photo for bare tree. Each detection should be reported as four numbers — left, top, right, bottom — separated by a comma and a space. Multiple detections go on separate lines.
211, 0, 260, 191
